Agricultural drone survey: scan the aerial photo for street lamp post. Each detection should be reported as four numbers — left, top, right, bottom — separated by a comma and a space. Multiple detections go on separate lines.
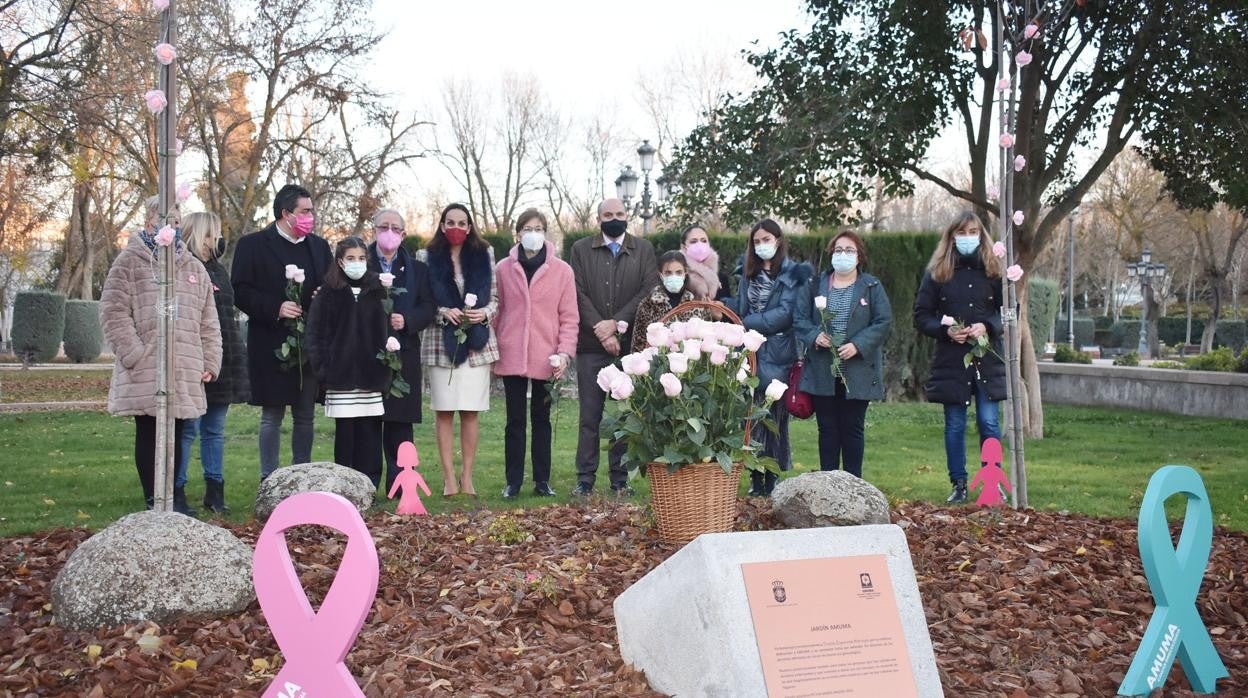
1126, 248, 1167, 359
1067, 209, 1077, 348
615, 140, 667, 234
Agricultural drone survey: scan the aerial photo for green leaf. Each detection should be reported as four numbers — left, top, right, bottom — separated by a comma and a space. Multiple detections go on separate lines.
963, 353, 972, 368
686, 417, 704, 432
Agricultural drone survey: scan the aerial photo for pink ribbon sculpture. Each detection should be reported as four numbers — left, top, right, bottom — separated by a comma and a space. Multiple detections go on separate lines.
253, 491, 378, 698
387, 441, 431, 515
970, 437, 1012, 507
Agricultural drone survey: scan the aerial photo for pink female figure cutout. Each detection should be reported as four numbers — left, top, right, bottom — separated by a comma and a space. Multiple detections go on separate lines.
387, 441, 431, 515
970, 437, 1012, 507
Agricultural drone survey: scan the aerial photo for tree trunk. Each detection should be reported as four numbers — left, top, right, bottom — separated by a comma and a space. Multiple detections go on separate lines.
1015, 281, 1043, 438
1200, 277, 1222, 353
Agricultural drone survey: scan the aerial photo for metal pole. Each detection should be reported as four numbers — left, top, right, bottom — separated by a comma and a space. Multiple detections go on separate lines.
1137, 274, 1150, 358
1067, 215, 1075, 347
153, 0, 178, 513
641, 171, 652, 235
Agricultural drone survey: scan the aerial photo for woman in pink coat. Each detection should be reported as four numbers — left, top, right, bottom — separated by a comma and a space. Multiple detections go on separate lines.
493, 209, 578, 499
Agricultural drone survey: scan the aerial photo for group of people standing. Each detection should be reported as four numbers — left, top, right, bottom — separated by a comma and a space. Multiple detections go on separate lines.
102, 179, 1009, 513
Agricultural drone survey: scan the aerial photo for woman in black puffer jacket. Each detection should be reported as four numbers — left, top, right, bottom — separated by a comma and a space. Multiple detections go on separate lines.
914, 210, 1006, 505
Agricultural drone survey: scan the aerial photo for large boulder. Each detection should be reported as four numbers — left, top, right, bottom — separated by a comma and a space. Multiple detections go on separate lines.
771, 470, 891, 528
52, 511, 254, 630
254, 462, 375, 520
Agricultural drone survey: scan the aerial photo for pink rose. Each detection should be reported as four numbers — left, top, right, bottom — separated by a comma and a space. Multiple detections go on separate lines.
153, 42, 177, 65
667, 352, 689, 374
1014, 155, 1026, 172
596, 364, 625, 393
176, 182, 191, 203
1006, 264, 1025, 282
992, 241, 1007, 258
609, 375, 635, 400
143, 89, 167, 114
155, 225, 175, 247
152, 0, 169, 10
987, 184, 1000, 199
464, 293, 478, 308
764, 379, 787, 402
621, 353, 651, 376
715, 322, 745, 348
940, 315, 956, 327
709, 346, 728, 366
549, 354, 563, 368
646, 322, 671, 349
659, 372, 682, 397
1024, 23, 1039, 39
999, 133, 1015, 149
175, 138, 184, 155
1012, 210, 1025, 226
682, 338, 703, 359
293, 270, 305, 284
617, 320, 629, 334
995, 77, 1011, 92
742, 330, 766, 352
669, 322, 688, 343
736, 366, 749, 383
378, 272, 394, 288
385, 337, 400, 352
1016, 50, 1033, 67
284, 264, 298, 280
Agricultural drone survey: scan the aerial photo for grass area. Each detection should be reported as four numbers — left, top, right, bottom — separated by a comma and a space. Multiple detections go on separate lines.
0, 370, 111, 403
1, 399, 1244, 537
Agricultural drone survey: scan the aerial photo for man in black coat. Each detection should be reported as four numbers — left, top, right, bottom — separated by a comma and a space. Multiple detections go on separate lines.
367, 208, 435, 493
231, 184, 333, 479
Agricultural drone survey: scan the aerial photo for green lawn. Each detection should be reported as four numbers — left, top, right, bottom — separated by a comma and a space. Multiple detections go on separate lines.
0, 400, 1244, 536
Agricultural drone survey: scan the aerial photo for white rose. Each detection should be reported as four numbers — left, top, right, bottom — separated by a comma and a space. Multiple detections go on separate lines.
379, 272, 395, 288
549, 354, 563, 368
385, 336, 400, 352
464, 293, 478, 307
284, 264, 298, 280
814, 296, 827, 310
764, 379, 788, 402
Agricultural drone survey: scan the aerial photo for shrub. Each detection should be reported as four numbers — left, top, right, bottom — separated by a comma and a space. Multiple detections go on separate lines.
1027, 278, 1060, 359
1157, 316, 1205, 347
1150, 360, 1185, 369
1054, 315, 1095, 348
1112, 351, 1140, 367
1109, 320, 1141, 349
1053, 344, 1092, 364
1214, 320, 1246, 352
1238, 347, 1248, 373
1184, 347, 1239, 372
11, 290, 66, 363
62, 300, 103, 363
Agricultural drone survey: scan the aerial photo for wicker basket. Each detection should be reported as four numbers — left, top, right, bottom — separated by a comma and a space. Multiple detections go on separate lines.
647, 461, 743, 545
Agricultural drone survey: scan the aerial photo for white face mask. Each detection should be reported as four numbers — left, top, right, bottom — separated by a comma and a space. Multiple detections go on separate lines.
662, 275, 685, 294
342, 261, 367, 280
520, 231, 545, 252
755, 243, 777, 261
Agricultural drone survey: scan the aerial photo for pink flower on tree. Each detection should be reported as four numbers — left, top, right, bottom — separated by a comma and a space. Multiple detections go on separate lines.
175, 138, 184, 155
176, 182, 192, 203
987, 184, 1000, 199
1006, 264, 1025, 282
999, 133, 1015, 149
153, 43, 176, 65
1016, 50, 1033, 67
992, 241, 1007, 258
659, 372, 682, 397
155, 225, 176, 247
995, 77, 1011, 92
153, 0, 169, 11
1014, 155, 1027, 172
1024, 24, 1039, 39
1012, 210, 1025, 226
143, 89, 167, 114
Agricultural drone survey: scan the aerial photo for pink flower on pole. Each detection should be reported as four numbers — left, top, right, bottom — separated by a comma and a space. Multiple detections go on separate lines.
1006, 264, 1025, 282
992, 241, 1007, 258
155, 225, 176, 247
1016, 50, 1033, 67
153, 0, 169, 10
293, 269, 305, 284
987, 184, 1000, 199
385, 337, 400, 352
176, 182, 192, 203
995, 77, 1011, 92
940, 315, 956, 327
1014, 155, 1026, 172
378, 273, 394, 288
285, 264, 298, 280
999, 133, 1015, 149
175, 138, 184, 155
1012, 210, 1025, 226
659, 373, 682, 397
617, 320, 629, 334
153, 42, 177, 65
143, 89, 167, 114
1024, 24, 1039, 39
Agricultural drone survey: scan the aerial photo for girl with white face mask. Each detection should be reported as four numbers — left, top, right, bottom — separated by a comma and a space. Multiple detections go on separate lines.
492, 209, 579, 498
305, 236, 392, 487
629, 251, 713, 354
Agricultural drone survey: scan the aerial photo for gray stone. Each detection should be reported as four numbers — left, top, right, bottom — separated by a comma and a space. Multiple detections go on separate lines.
614, 526, 942, 697
52, 511, 254, 630
254, 462, 375, 520
771, 470, 891, 528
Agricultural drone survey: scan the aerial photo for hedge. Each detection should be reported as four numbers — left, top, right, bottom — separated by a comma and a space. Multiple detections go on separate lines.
1109, 317, 1245, 351
1054, 315, 1096, 348
1215, 320, 1247, 352
1109, 320, 1141, 349
63, 300, 103, 363
12, 290, 66, 363
1027, 278, 1059, 358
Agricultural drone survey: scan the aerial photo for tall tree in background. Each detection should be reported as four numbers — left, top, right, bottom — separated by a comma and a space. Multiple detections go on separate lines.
667, 0, 1233, 435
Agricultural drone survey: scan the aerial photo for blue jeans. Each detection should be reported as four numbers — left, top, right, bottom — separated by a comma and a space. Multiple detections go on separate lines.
176, 403, 230, 486
942, 382, 1000, 483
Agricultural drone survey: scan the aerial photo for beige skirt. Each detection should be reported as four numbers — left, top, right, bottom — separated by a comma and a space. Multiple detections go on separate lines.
429, 364, 491, 412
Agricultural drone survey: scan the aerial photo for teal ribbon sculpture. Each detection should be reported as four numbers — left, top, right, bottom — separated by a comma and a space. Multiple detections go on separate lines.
1118, 465, 1228, 695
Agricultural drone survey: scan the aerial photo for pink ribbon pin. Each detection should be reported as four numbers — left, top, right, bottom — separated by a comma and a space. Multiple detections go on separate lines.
253, 492, 378, 698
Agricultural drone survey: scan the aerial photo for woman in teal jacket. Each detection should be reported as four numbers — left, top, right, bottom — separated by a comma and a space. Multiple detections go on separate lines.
796, 231, 893, 478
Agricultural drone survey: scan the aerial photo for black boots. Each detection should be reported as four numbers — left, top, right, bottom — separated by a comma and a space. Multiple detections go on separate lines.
202, 479, 230, 514
947, 479, 968, 504
172, 486, 198, 517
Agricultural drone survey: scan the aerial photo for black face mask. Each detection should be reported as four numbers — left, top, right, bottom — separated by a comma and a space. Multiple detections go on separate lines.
213, 238, 226, 258
600, 219, 628, 239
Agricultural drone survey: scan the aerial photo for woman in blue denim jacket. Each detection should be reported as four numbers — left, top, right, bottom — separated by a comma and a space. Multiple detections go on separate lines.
724, 219, 814, 496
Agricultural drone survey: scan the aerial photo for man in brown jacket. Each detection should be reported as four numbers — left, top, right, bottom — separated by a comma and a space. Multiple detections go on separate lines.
569, 198, 658, 496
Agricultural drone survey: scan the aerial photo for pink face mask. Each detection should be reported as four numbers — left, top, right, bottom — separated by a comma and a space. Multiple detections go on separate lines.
376, 229, 403, 253
685, 241, 712, 263
290, 213, 314, 238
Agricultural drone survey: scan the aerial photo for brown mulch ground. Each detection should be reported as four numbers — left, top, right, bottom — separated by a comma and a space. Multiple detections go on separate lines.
0, 371, 111, 404
1, 502, 1244, 697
